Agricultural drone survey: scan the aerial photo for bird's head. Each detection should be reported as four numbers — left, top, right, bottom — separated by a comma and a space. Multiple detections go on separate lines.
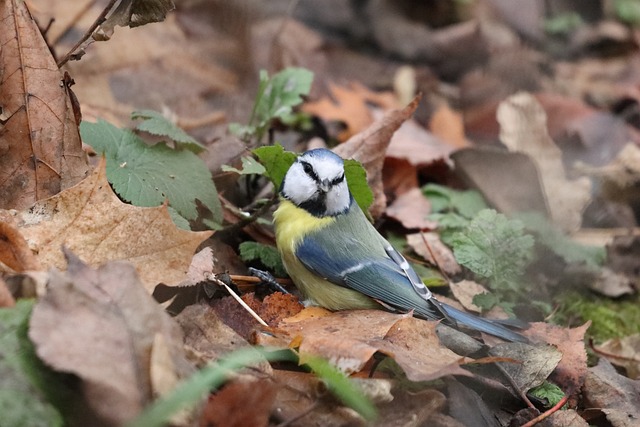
280, 148, 351, 217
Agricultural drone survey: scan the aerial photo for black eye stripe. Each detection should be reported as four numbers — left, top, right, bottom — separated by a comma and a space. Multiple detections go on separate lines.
300, 161, 319, 181
331, 174, 344, 185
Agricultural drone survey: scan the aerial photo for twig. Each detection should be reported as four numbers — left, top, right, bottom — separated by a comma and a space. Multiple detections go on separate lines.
220, 193, 279, 234
207, 273, 268, 327
57, 0, 118, 68
519, 394, 569, 427
494, 362, 535, 409
228, 274, 293, 286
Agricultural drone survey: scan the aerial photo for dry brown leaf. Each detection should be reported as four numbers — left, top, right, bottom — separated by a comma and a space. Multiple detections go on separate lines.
525, 322, 590, 402
429, 103, 470, 149
303, 82, 398, 141
583, 358, 640, 427
0, 221, 40, 272
0, 277, 15, 307
176, 304, 272, 375
489, 341, 562, 392
29, 252, 194, 425
5, 159, 212, 293
0, 0, 89, 210
497, 92, 592, 232
201, 379, 277, 427
335, 95, 421, 218
547, 409, 589, 427
449, 280, 490, 314
385, 188, 436, 230
269, 309, 471, 382
596, 334, 640, 380
406, 232, 461, 277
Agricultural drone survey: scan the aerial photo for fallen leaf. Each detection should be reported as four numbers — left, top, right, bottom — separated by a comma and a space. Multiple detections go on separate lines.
335, 95, 421, 218
429, 103, 470, 149
375, 388, 448, 427
449, 280, 490, 313
0, 277, 15, 307
175, 304, 271, 375
547, 409, 589, 427
406, 232, 461, 276
5, 159, 212, 293
497, 92, 592, 232
525, 322, 590, 404
385, 188, 436, 230
0, 0, 89, 210
303, 82, 398, 141
0, 221, 40, 272
446, 378, 501, 427
582, 358, 640, 427
451, 147, 550, 217
200, 379, 277, 427
29, 251, 194, 425
269, 309, 471, 382
596, 334, 640, 380
489, 342, 562, 392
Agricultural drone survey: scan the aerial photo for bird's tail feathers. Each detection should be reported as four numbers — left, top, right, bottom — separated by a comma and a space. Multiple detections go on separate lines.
440, 303, 529, 343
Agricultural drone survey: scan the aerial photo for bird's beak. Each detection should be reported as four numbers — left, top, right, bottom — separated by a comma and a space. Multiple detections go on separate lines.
319, 179, 331, 193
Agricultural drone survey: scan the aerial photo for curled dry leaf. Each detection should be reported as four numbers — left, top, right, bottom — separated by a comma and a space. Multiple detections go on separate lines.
0, 0, 89, 210
29, 252, 194, 425
5, 159, 212, 293
497, 92, 591, 232
0, 221, 40, 272
595, 334, 640, 380
335, 95, 421, 218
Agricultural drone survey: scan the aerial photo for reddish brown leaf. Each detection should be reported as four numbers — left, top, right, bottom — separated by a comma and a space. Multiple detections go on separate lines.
0, 0, 89, 209
201, 379, 277, 427
0, 220, 39, 272
385, 187, 436, 230
429, 103, 470, 149
335, 95, 421, 218
406, 232, 461, 277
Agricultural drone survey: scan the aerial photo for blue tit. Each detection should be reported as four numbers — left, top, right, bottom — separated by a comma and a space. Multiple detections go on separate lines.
274, 148, 527, 343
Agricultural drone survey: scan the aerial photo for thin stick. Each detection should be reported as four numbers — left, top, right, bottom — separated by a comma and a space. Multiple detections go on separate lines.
57, 0, 118, 68
51, 0, 99, 46
228, 274, 293, 286
207, 273, 268, 327
494, 363, 535, 409
220, 193, 279, 234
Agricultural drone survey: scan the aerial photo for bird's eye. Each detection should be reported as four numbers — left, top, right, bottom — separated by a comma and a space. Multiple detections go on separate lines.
331, 173, 344, 185
300, 161, 317, 180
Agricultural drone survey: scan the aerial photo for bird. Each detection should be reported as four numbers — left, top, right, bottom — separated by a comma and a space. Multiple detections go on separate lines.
273, 148, 528, 343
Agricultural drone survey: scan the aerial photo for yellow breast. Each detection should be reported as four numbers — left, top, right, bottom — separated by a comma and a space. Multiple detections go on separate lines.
273, 199, 380, 311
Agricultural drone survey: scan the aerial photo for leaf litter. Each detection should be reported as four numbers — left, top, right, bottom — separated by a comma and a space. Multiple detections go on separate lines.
2, 1, 640, 426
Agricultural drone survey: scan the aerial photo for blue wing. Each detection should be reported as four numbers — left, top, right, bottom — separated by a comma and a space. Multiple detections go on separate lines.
296, 218, 528, 343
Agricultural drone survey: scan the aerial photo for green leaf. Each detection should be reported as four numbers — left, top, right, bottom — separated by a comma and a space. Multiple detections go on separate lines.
452, 209, 534, 292
253, 144, 297, 188
167, 206, 191, 230
616, 0, 640, 26
232, 68, 314, 141
422, 184, 487, 218
221, 156, 266, 176
543, 12, 583, 35
472, 292, 499, 311
132, 110, 206, 153
517, 212, 605, 268
344, 159, 374, 214
80, 119, 222, 223
529, 381, 565, 408
301, 355, 377, 421
238, 241, 287, 277
0, 301, 64, 427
